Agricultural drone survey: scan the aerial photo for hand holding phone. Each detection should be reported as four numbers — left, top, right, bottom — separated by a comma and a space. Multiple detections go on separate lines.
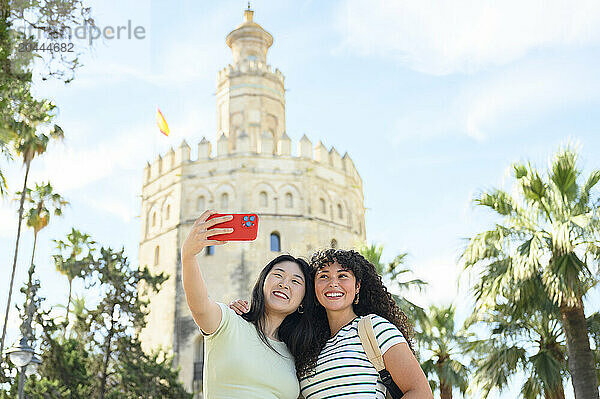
206, 213, 259, 241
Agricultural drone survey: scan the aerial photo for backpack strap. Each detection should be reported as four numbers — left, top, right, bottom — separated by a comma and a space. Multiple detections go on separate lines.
357, 315, 385, 371
358, 315, 405, 399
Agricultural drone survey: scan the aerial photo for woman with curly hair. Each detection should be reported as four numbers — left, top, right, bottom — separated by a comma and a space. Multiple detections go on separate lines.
300, 248, 432, 399
231, 248, 432, 398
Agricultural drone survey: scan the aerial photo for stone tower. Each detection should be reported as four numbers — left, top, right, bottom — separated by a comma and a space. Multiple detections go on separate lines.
138, 7, 366, 397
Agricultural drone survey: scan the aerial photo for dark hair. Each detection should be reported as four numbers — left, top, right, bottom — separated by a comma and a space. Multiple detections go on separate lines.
241, 254, 324, 377
310, 249, 415, 353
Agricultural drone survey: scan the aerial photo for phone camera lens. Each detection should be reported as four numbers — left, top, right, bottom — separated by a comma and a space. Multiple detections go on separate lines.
243, 216, 249, 221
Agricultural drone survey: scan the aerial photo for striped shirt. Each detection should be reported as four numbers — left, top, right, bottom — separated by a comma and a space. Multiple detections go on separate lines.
299, 314, 407, 399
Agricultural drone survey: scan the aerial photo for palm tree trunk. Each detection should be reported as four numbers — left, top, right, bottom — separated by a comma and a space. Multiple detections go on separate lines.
99, 304, 116, 399
439, 380, 452, 399
0, 159, 31, 359
64, 279, 73, 336
30, 231, 38, 273
560, 300, 599, 399
544, 383, 566, 399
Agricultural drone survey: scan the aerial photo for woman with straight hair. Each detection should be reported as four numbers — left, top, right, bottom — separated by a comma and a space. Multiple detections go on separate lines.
182, 210, 321, 398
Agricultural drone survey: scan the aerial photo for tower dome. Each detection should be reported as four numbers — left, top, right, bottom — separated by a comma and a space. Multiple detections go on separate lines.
226, 7, 273, 64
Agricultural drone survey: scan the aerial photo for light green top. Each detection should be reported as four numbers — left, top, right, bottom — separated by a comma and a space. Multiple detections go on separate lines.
202, 302, 300, 399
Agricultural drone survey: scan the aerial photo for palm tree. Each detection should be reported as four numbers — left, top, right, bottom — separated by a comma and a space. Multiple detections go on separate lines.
461, 146, 600, 398
360, 243, 428, 324
23, 181, 69, 271
467, 303, 567, 399
0, 130, 12, 196
419, 305, 470, 399
53, 228, 95, 333
0, 94, 64, 358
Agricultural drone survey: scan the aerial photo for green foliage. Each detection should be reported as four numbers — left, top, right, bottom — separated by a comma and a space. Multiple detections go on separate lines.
22, 182, 69, 234
0, 236, 190, 398
466, 304, 567, 398
418, 305, 470, 398
53, 228, 95, 331
359, 243, 428, 324
462, 145, 600, 397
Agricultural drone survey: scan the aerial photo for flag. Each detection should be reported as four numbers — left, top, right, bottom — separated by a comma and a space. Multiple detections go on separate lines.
156, 107, 170, 136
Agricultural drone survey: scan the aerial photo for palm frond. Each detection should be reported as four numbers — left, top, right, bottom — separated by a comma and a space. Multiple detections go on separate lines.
475, 189, 516, 216
576, 169, 600, 211
549, 147, 579, 204
521, 376, 543, 399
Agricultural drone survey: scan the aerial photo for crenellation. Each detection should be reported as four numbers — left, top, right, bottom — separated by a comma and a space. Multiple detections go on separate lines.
150, 154, 162, 178
176, 140, 191, 164
329, 147, 342, 170
314, 140, 328, 163
278, 132, 291, 155
299, 134, 313, 158
217, 132, 229, 156
144, 162, 151, 182
218, 60, 284, 85
198, 137, 212, 159
342, 152, 358, 178
165, 147, 175, 170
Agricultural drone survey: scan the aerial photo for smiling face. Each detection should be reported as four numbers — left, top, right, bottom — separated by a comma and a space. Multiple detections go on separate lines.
314, 261, 360, 312
262, 260, 306, 316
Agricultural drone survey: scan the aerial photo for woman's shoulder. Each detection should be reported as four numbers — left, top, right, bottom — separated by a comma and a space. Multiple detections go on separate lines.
364, 313, 392, 326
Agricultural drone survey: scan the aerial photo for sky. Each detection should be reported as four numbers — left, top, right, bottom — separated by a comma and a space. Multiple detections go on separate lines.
2, 0, 600, 397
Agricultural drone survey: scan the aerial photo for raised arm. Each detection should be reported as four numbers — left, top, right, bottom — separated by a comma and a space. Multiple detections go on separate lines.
181, 210, 233, 334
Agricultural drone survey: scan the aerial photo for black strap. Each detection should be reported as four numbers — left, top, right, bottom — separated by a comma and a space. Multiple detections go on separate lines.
379, 369, 404, 398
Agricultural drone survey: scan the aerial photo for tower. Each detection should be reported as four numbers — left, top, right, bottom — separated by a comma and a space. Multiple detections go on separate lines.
216, 7, 285, 154
139, 8, 366, 397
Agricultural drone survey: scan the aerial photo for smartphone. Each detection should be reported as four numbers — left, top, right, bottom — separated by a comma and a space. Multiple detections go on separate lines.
206, 213, 259, 241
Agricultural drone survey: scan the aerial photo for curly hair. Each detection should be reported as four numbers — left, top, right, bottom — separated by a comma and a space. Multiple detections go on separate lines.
309, 248, 415, 354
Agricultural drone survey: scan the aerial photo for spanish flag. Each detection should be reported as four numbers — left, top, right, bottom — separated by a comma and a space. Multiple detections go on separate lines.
156, 107, 170, 136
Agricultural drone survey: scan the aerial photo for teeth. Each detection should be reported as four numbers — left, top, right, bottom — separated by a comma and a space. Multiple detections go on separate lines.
325, 293, 343, 297
273, 291, 288, 299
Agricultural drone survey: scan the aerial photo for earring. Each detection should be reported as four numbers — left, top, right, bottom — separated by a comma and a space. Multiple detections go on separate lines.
354, 292, 360, 305
297, 304, 304, 314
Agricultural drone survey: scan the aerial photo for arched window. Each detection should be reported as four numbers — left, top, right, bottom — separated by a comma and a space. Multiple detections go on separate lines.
259, 191, 268, 207
270, 232, 281, 252
221, 193, 229, 209
337, 204, 343, 219
152, 212, 157, 227
166, 205, 171, 220
285, 192, 293, 208
197, 196, 205, 211
320, 198, 326, 214
330, 239, 338, 249
154, 246, 160, 265
206, 246, 214, 256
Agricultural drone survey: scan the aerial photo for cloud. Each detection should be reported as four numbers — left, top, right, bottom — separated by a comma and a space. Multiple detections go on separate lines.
390, 56, 600, 143
461, 58, 600, 139
33, 126, 149, 193
335, 0, 600, 75
404, 252, 469, 308
82, 193, 137, 223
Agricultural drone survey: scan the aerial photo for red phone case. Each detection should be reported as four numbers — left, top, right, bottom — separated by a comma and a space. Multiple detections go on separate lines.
206, 213, 259, 241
